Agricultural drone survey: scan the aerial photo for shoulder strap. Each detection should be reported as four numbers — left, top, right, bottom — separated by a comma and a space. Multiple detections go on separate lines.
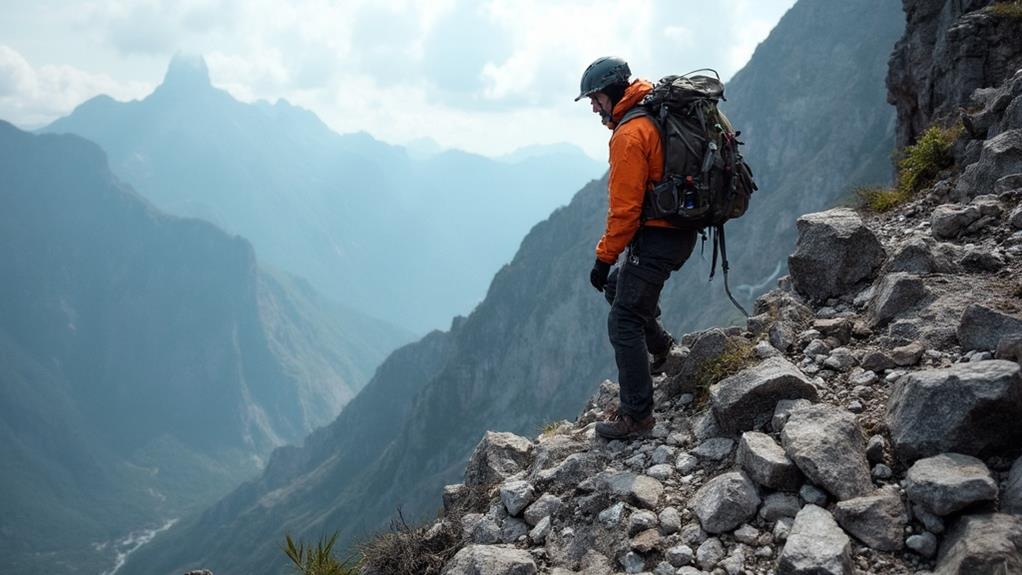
614, 106, 651, 131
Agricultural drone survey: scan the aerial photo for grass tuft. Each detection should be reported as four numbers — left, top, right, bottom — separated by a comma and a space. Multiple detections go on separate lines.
856, 185, 910, 213
990, 1, 1022, 18
694, 338, 755, 403
283, 532, 358, 575
357, 509, 462, 575
895, 123, 962, 198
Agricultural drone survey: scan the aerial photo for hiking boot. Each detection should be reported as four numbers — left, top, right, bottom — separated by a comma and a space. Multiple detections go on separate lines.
595, 411, 655, 440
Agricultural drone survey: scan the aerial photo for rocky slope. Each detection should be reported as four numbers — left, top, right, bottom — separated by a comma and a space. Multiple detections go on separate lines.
415, 3, 1022, 574
0, 121, 406, 574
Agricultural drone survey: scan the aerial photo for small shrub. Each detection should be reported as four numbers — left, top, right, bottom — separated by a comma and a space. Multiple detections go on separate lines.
694, 338, 754, 403
283, 532, 357, 575
990, 1, 1022, 18
538, 419, 571, 438
895, 123, 962, 198
357, 510, 462, 575
856, 185, 910, 213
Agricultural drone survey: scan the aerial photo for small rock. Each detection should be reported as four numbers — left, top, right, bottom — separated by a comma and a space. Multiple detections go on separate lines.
659, 506, 682, 535
756, 339, 781, 358
676, 452, 699, 474
772, 398, 813, 432
598, 501, 624, 528
823, 347, 858, 372
500, 518, 529, 543
630, 528, 662, 553
652, 561, 676, 575
773, 516, 794, 542
911, 503, 944, 534
814, 318, 853, 345
861, 350, 896, 372
585, 471, 664, 510
833, 486, 907, 551
867, 273, 928, 328
696, 537, 725, 570
690, 471, 761, 533
804, 338, 832, 357
777, 505, 853, 575
905, 453, 998, 516
872, 464, 893, 479
737, 431, 802, 490
847, 400, 863, 414
734, 524, 761, 545
651, 445, 676, 465
905, 532, 937, 558
849, 370, 878, 386
464, 432, 534, 487
499, 480, 536, 516
760, 492, 801, 522
619, 550, 645, 574
629, 509, 659, 535
680, 521, 708, 545
523, 493, 563, 526
800, 484, 828, 507
442, 545, 538, 575
646, 463, 673, 481
692, 437, 736, 462
931, 204, 980, 239
891, 341, 926, 366
666, 544, 695, 567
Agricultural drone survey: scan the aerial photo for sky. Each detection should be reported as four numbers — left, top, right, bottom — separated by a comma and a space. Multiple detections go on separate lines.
0, 0, 796, 160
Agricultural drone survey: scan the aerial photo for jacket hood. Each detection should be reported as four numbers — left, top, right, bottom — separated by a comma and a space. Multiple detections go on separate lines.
611, 79, 653, 124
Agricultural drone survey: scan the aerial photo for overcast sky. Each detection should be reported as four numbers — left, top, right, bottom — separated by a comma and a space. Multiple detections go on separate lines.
0, 0, 796, 160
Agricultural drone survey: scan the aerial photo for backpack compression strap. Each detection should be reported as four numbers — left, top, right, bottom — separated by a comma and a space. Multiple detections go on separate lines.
711, 224, 750, 318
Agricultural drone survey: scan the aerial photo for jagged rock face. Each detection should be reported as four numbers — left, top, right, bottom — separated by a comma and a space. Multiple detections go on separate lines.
788, 208, 887, 303
886, 360, 1022, 462
934, 514, 1022, 575
464, 432, 535, 487
887, 0, 1022, 147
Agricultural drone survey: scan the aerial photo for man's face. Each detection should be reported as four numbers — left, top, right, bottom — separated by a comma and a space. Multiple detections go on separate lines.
589, 92, 612, 116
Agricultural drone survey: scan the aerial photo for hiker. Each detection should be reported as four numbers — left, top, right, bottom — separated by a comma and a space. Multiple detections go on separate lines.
576, 56, 699, 440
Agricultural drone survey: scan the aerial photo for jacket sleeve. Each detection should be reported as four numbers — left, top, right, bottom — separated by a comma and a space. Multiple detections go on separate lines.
596, 127, 649, 263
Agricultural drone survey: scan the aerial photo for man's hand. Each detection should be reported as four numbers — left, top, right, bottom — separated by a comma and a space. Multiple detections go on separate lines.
590, 259, 612, 292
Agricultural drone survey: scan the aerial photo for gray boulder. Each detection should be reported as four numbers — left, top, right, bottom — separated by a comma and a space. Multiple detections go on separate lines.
692, 437, 735, 462
781, 404, 873, 500
499, 480, 536, 516
690, 471, 761, 534
887, 360, 1022, 462
777, 505, 853, 575
523, 493, 562, 526
887, 236, 959, 273
905, 453, 998, 516
667, 328, 739, 396
955, 129, 1022, 201
833, 486, 907, 552
464, 432, 534, 486
581, 471, 663, 510
1011, 204, 1022, 229
772, 398, 813, 432
761, 492, 801, 522
997, 334, 1022, 363
867, 273, 928, 328
861, 350, 896, 372
931, 204, 981, 239
788, 208, 886, 303
935, 514, 1022, 575
709, 356, 819, 434
442, 545, 537, 575
737, 431, 802, 491
533, 451, 607, 494
958, 303, 1022, 352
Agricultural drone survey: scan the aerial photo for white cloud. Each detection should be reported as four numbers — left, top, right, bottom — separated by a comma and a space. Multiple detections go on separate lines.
0, 45, 152, 128
0, 0, 797, 156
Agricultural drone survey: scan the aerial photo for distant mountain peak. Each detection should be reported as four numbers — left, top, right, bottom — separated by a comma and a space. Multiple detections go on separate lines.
159, 53, 212, 93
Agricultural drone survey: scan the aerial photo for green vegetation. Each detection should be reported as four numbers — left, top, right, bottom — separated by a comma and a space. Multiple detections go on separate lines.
695, 338, 755, 402
990, 1, 1022, 18
283, 533, 357, 575
857, 123, 962, 213
856, 185, 909, 213
357, 512, 462, 575
539, 419, 572, 438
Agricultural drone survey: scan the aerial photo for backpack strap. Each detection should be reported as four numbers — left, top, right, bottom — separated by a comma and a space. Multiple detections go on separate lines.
710, 223, 749, 318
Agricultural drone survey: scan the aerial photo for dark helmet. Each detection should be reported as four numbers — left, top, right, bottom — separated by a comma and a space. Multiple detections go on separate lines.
574, 56, 631, 102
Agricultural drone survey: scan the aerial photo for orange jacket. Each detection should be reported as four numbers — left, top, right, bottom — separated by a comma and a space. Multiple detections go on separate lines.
595, 79, 675, 264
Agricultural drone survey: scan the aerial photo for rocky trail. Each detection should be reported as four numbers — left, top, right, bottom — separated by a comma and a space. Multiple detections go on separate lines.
402, 67, 1022, 575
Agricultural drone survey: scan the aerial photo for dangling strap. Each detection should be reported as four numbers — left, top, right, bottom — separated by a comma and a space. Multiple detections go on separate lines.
712, 223, 749, 317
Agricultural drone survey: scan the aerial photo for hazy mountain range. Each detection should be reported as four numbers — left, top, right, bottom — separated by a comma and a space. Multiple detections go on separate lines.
123, 1, 905, 573
43, 58, 605, 334
0, 121, 409, 574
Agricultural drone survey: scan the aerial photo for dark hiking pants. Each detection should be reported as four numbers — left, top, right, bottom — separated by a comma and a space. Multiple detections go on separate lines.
604, 226, 697, 420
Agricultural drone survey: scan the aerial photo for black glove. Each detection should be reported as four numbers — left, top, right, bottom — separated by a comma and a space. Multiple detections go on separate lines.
590, 259, 612, 292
